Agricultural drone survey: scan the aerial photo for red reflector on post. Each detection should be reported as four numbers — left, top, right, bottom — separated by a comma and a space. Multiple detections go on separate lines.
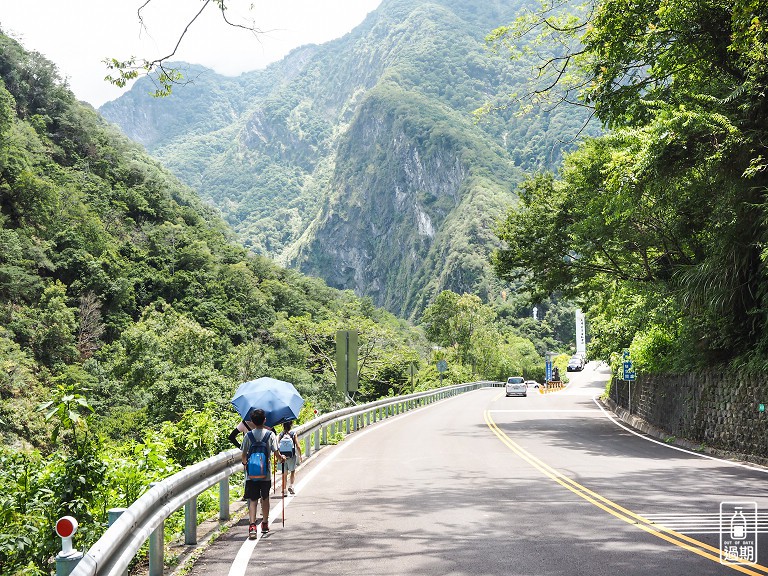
55, 516, 77, 538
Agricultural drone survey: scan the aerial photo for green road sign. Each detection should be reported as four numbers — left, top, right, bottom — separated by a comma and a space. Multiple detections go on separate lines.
336, 330, 358, 394
760, 404, 765, 413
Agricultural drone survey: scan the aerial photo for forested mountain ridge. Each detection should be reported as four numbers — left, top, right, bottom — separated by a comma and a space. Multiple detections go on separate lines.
100, 0, 597, 319
0, 30, 431, 450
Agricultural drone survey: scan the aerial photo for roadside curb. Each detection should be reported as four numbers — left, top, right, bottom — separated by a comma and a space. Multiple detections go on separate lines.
599, 396, 768, 470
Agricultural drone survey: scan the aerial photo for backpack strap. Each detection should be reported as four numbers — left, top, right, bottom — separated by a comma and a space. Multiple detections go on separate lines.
246, 429, 269, 453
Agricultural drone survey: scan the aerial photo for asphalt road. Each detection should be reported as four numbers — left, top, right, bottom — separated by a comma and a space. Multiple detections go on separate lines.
191, 365, 768, 576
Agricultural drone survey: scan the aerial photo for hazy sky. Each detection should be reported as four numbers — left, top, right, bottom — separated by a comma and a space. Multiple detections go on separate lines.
0, 0, 383, 107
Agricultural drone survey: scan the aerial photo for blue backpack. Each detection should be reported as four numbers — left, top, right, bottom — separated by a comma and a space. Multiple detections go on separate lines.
246, 429, 272, 480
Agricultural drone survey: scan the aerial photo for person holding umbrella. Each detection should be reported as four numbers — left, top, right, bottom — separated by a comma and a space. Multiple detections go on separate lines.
241, 408, 285, 537
232, 376, 305, 533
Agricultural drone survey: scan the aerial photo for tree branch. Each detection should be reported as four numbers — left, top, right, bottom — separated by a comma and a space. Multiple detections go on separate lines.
106, 0, 266, 96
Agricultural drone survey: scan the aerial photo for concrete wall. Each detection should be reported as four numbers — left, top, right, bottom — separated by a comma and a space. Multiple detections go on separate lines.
609, 371, 768, 459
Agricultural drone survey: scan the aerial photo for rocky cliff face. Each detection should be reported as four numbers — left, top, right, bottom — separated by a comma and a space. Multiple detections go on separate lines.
290, 85, 517, 317
100, 0, 595, 318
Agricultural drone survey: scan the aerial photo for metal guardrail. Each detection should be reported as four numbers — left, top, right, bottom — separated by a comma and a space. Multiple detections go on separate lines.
70, 381, 496, 576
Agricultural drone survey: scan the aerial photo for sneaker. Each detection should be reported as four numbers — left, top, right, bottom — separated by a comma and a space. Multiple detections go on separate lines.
248, 523, 257, 540
261, 521, 270, 533
288, 486, 295, 495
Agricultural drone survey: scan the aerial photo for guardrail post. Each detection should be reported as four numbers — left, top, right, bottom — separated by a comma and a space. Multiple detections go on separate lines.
146, 482, 165, 576
219, 478, 230, 521
149, 520, 164, 576
56, 554, 82, 576
304, 435, 311, 458
314, 429, 320, 452
366, 411, 370, 426
184, 497, 197, 545
322, 425, 327, 445
107, 509, 128, 576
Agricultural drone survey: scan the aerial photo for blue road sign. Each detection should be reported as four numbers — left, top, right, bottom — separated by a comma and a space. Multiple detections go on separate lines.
545, 360, 553, 382
623, 360, 636, 381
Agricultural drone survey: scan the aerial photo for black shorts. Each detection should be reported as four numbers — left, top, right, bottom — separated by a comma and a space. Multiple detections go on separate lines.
244, 480, 271, 501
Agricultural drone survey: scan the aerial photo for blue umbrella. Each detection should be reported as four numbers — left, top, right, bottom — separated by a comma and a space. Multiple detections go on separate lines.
231, 377, 305, 428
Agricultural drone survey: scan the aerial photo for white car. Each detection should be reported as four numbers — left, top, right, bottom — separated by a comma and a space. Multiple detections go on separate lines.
506, 376, 527, 397
525, 380, 541, 389
567, 356, 584, 371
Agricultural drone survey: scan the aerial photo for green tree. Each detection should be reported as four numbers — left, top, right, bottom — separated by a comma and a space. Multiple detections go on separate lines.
490, 0, 768, 368
32, 281, 78, 367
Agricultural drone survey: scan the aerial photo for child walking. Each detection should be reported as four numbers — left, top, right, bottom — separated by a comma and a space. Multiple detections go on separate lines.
278, 421, 302, 496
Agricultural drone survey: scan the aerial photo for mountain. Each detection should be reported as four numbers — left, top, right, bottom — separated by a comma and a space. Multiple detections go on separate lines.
0, 29, 433, 449
100, 0, 597, 319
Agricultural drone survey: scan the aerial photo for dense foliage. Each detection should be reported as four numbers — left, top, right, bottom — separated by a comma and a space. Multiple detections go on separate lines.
490, 0, 768, 372
100, 0, 599, 319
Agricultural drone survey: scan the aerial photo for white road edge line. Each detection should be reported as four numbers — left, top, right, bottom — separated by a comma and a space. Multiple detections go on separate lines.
592, 394, 768, 474
228, 397, 446, 576
488, 409, 597, 413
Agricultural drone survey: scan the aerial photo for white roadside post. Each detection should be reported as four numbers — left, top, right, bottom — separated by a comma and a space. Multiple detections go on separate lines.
55, 516, 82, 576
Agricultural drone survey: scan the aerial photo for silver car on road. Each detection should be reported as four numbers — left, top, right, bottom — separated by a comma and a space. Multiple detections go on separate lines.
506, 376, 527, 397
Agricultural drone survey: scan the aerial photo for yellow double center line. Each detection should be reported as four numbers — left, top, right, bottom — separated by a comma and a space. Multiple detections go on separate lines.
484, 410, 768, 575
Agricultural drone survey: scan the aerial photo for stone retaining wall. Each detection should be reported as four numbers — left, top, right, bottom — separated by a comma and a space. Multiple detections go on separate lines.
609, 371, 768, 459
